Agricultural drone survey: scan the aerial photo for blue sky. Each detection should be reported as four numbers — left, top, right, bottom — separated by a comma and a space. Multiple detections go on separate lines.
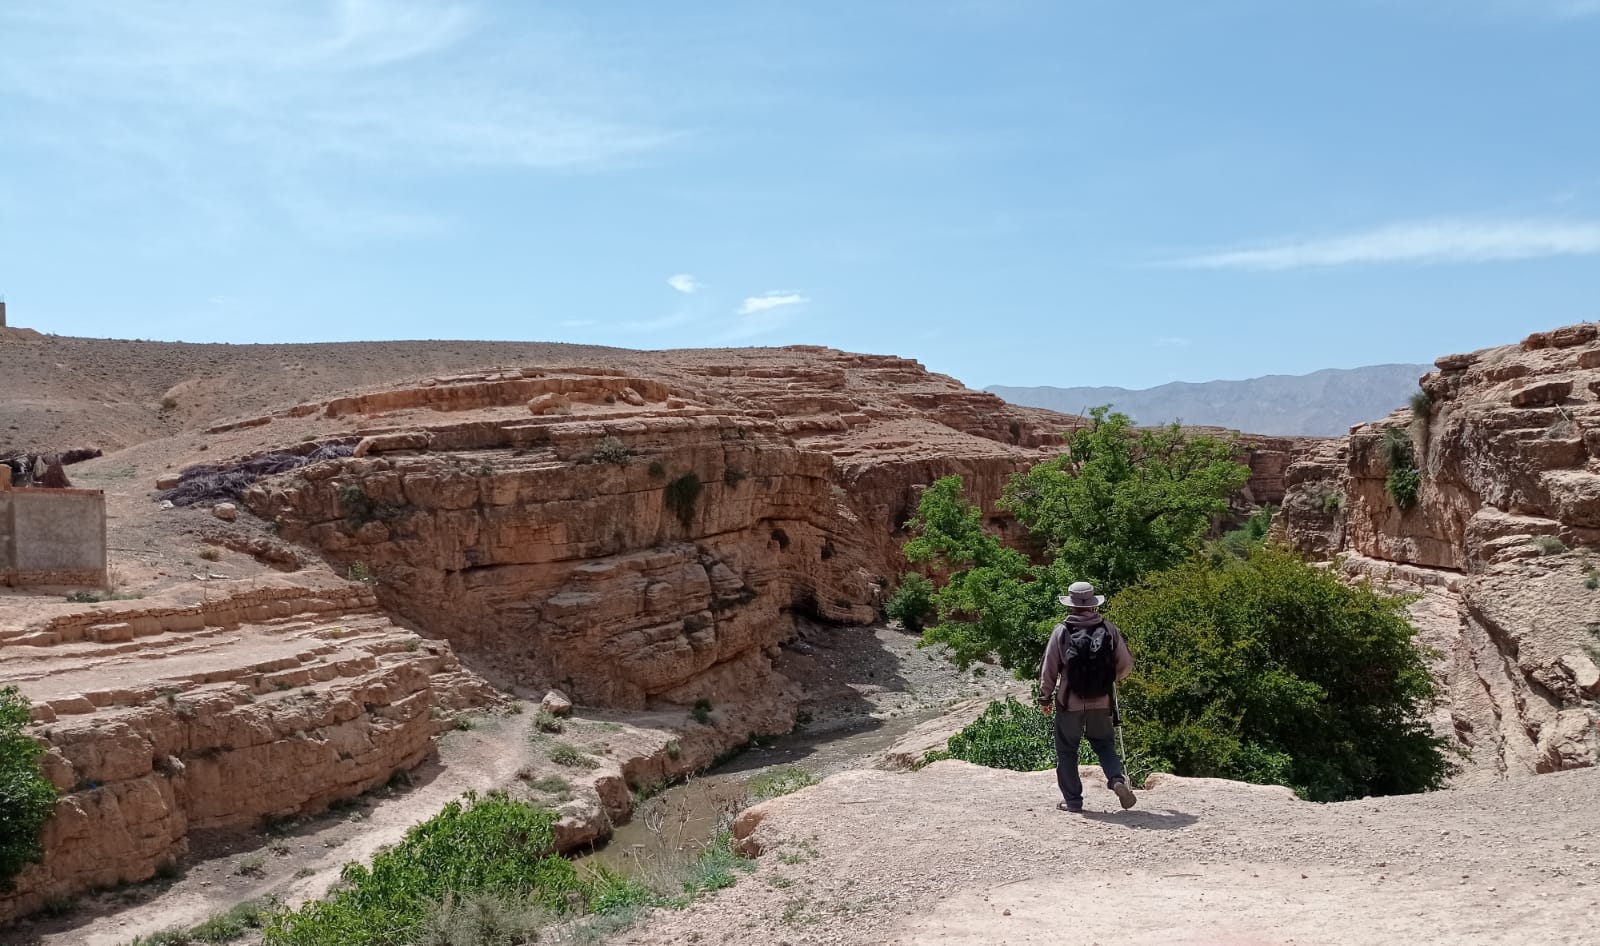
2, 1, 1598, 389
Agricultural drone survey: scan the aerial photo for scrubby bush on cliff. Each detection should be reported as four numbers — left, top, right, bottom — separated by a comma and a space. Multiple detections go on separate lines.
1382, 427, 1422, 510
884, 573, 936, 632
904, 410, 1249, 672
0, 686, 57, 891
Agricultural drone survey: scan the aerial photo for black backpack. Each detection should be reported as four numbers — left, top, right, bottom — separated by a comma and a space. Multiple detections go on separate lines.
1062, 622, 1116, 700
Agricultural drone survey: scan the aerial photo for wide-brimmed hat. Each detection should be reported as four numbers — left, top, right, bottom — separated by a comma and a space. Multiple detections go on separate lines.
1058, 580, 1105, 609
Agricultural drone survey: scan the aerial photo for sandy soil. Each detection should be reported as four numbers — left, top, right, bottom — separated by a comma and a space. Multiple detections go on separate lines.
617, 761, 1600, 946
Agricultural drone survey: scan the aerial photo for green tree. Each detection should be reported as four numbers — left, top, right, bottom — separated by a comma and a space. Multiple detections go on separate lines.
1003, 408, 1249, 597
1107, 547, 1449, 800
904, 411, 1249, 673
903, 476, 1058, 671
0, 686, 57, 890
884, 573, 936, 632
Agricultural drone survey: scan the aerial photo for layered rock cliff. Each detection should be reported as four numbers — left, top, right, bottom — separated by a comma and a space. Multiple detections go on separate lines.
0, 576, 493, 921
1278, 323, 1600, 778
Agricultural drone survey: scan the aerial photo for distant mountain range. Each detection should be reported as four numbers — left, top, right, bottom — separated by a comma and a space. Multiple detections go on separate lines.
987, 364, 1431, 437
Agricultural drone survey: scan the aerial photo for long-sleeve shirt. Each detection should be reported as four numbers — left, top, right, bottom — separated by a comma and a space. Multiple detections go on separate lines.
1039, 613, 1133, 711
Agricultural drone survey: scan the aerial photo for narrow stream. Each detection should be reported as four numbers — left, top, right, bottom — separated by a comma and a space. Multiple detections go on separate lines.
581, 709, 939, 875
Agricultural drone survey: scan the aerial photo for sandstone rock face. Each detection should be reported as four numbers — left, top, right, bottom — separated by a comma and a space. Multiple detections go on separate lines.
1279, 323, 1600, 778
241, 352, 1294, 710
0, 578, 490, 922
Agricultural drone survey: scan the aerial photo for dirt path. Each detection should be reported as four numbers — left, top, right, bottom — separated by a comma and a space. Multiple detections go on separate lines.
618, 761, 1600, 946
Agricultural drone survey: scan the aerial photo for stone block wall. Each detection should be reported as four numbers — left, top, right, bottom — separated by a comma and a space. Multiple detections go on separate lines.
0, 487, 108, 587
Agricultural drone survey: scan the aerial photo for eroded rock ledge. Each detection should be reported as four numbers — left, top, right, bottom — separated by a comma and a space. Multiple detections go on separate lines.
1278, 323, 1600, 778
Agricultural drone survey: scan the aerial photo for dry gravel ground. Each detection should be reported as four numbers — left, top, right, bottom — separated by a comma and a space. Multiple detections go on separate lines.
618, 761, 1600, 946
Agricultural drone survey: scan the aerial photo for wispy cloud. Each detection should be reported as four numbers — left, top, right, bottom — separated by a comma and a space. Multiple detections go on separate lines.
667, 274, 704, 294
1169, 219, 1600, 271
0, 0, 676, 240
1155, 336, 1191, 348
738, 292, 810, 315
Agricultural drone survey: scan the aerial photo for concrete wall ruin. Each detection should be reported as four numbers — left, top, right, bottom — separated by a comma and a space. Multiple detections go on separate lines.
0, 485, 107, 587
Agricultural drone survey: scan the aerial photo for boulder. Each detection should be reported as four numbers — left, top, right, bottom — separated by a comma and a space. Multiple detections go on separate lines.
540, 689, 574, 717
1557, 653, 1600, 697
211, 503, 238, 522
155, 474, 181, 491
528, 393, 572, 415
352, 431, 431, 458
622, 387, 647, 407
1435, 352, 1478, 372
1510, 380, 1573, 407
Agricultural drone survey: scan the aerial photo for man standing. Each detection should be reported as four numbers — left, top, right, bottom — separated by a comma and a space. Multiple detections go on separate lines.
1040, 580, 1137, 812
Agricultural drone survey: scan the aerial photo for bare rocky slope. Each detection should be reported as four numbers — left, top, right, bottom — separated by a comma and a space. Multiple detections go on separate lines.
1277, 322, 1600, 779
991, 362, 1429, 437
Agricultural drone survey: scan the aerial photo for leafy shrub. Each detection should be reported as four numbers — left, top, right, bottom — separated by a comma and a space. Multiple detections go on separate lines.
926, 697, 1054, 772
749, 767, 818, 799
1321, 490, 1345, 515
1586, 569, 1598, 591
689, 700, 713, 725
884, 573, 936, 632
1530, 535, 1569, 556
0, 687, 57, 891
532, 710, 564, 735
264, 792, 585, 946
548, 742, 597, 769
1382, 427, 1422, 510
161, 395, 179, 411
1108, 547, 1448, 801
664, 474, 703, 528
591, 437, 632, 466
1211, 505, 1275, 562
337, 484, 400, 526
198, 546, 223, 562
1408, 389, 1433, 417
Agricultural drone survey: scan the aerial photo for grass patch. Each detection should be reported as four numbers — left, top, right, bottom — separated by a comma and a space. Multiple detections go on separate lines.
533, 709, 565, 735
749, 766, 818, 800
548, 742, 598, 769
235, 853, 267, 877
1531, 535, 1569, 556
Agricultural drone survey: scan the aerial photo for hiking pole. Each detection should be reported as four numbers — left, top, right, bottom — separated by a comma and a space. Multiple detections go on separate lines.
1113, 683, 1128, 768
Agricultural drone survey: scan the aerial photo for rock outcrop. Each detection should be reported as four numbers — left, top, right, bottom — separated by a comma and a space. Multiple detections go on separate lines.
0, 577, 492, 922
238, 351, 1294, 711
1278, 323, 1600, 778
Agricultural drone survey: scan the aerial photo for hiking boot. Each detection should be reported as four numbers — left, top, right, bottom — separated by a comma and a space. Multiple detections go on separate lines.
1110, 779, 1137, 810
1056, 801, 1083, 813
